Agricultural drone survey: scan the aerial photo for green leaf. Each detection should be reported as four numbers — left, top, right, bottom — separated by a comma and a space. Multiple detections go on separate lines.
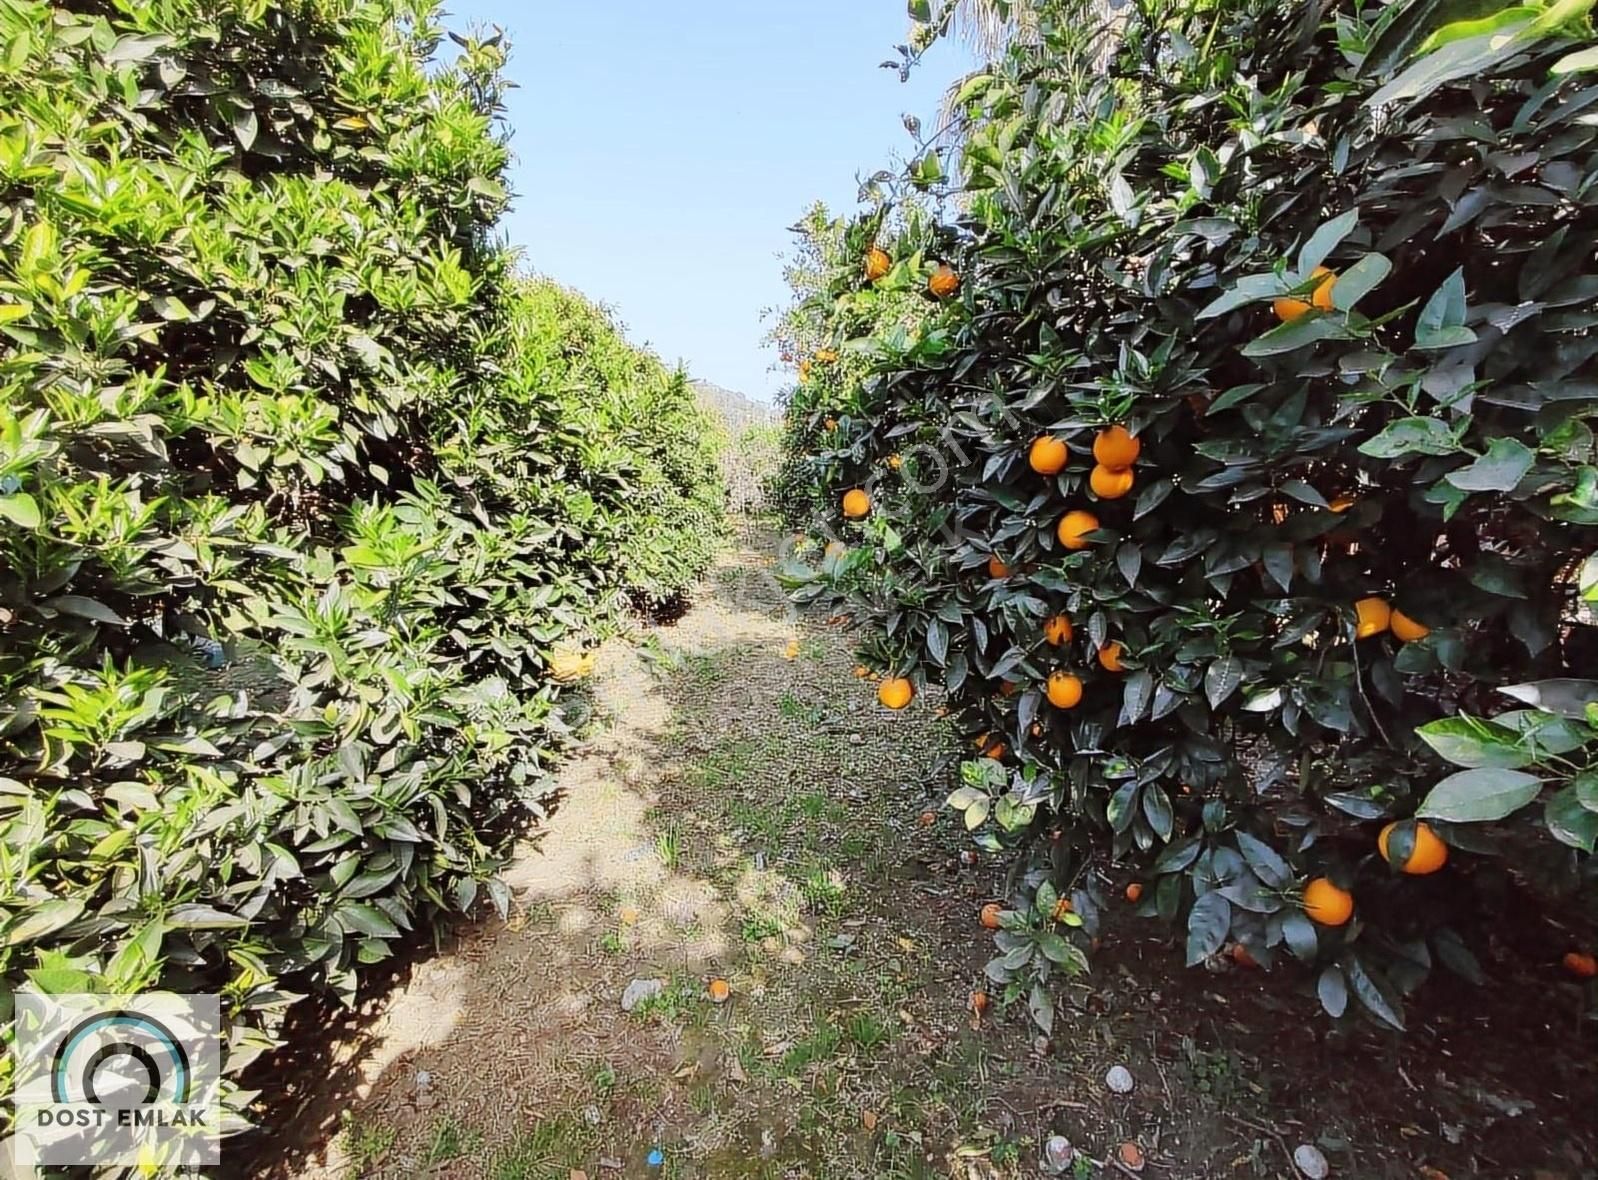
338, 902, 401, 938
1366, 21, 1533, 109
1028, 981, 1055, 1035
1241, 315, 1344, 357
1552, 44, 1598, 72
1185, 891, 1232, 966
1280, 911, 1319, 962
0, 491, 41, 529
1331, 253, 1393, 310
1418, 5, 1540, 52
48, 595, 127, 625
5, 899, 85, 945
908, 0, 932, 21
1317, 965, 1348, 1018
1545, 786, 1598, 852
1414, 267, 1477, 349
1154, 835, 1202, 873
1577, 770, 1598, 813
1107, 780, 1140, 833
1498, 679, 1598, 719
1417, 768, 1543, 823
1445, 438, 1534, 492
233, 105, 259, 151
1344, 955, 1405, 1030
1204, 656, 1243, 708
1415, 716, 1533, 768
1359, 416, 1458, 458
1297, 209, 1359, 275
1432, 926, 1486, 984
167, 903, 249, 930
1196, 274, 1287, 319
1142, 782, 1174, 841
1235, 831, 1291, 888
1038, 931, 1078, 966
105, 33, 175, 65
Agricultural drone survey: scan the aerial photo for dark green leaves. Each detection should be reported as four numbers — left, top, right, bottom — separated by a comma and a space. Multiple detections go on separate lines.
1418, 768, 1543, 823
1359, 416, 1459, 458
1446, 438, 1535, 492
1298, 210, 1359, 275
1414, 268, 1476, 350
1242, 315, 1346, 357
1416, 716, 1533, 769
1186, 891, 1232, 966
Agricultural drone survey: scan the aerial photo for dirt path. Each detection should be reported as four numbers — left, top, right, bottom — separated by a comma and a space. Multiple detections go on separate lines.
268, 522, 1596, 1180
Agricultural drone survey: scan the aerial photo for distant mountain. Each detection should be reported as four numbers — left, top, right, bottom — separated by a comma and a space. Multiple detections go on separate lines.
693, 379, 779, 436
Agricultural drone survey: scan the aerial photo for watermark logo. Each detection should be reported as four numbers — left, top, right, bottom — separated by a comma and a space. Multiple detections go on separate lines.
12, 992, 222, 1167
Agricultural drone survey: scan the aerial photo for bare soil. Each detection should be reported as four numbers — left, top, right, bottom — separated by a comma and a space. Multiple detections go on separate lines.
252, 521, 1597, 1180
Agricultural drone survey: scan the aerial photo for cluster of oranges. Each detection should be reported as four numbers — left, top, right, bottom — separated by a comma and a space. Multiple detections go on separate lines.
1030, 426, 1142, 503
1354, 595, 1431, 642
862, 247, 959, 300
1301, 820, 1450, 928
1274, 266, 1337, 322
1088, 424, 1140, 501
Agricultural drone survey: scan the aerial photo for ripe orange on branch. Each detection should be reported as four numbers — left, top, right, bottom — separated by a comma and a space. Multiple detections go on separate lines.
1046, 671, 1083, 709
1125, 882, 1143, 902
1029, 435, 1068, 475
1057, 510, 1099, 550
877, 677, 913, 710
1089, 463, 1134, 500
842, 488, 871, 519
1098, 642, 1126, 672
1354, 596, 1391, 639
1379, 821, 1449, 875
1303, 877, 1354, 926
987, 555, 1011, 579
1092, 425, 1141, 470
928, 263, 960, 298
1273, 266, 1337, 322
1043, 614, 1074, 645
864, 247, 891, 281
980, 903, 1004, 930
1391, 609, 1431, 642
1564, 952, 1598, 978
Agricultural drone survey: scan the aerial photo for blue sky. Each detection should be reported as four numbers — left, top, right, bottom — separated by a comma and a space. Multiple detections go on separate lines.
441, 1, 967, 403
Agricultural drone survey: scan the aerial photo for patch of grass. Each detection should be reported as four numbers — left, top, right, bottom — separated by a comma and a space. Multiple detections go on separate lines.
728, 799, 785, 845
797, 791, 829, 820
689, 1080, 718, 1114
489, 1113, 597, 1180
633, 975, 702, 1024
740, 912, 785, 943
799, 867, 846, 915
590, 1062, 617, 1098
1179, 1036, 1264, 1106
338, 1114, 396, 1177
777, 692, 825, 724
844, 1010, 891, 1053
655, 824, 683, 869
597, 928, 626, 954
424, 1115, 482, 1165
780, 1022, 843, 1075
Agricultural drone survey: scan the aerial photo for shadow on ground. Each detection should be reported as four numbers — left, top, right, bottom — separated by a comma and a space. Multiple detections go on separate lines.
250, 520, 1597, 1180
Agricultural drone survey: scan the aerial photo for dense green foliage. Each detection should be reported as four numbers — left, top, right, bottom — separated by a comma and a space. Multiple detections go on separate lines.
780, 0, 1598, 1032
767, 202, 935, 528
0, 0, 721, 1146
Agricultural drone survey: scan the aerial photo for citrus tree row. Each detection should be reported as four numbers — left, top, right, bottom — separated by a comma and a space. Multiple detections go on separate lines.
778, 0, 1598, 1032
0, 0, 724, 1154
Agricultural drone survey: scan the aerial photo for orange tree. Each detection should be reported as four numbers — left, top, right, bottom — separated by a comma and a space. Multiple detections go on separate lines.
780, 0, 1598, 1031
765, 202, 942, 529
